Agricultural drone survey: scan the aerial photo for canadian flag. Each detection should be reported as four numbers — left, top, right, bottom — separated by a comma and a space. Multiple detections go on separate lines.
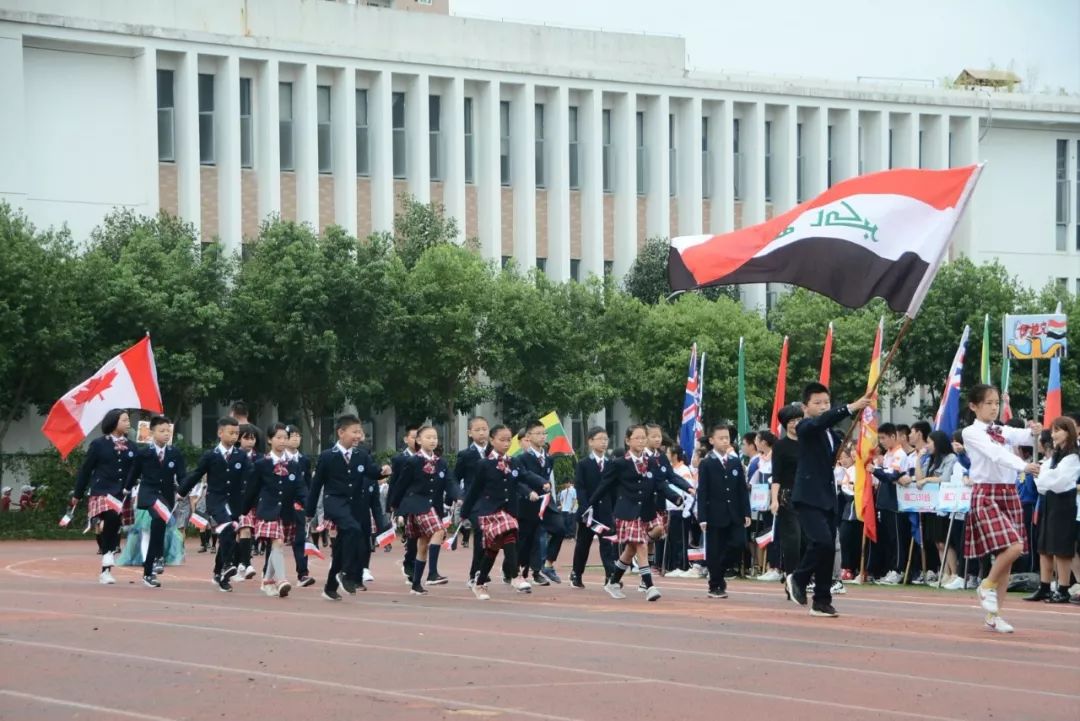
41, 337, 164, 458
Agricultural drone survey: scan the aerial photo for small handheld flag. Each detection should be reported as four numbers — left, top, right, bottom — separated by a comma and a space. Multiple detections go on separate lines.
755, 517, 777, 548
103, 494, 124, 514
151, 499, 172, 523
376, 528, 396, 549
303, 541, 325, 560
188, 513, 209, 531
59, 509, 75, 528
538, 493, 551, 519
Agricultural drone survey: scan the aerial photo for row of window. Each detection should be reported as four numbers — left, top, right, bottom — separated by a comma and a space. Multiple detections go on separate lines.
1055, 139, 1080, 252
499, 256, 614, 281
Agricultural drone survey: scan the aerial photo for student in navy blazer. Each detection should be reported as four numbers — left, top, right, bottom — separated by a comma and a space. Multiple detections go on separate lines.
72, 408, 136, 583
785, 382, 870, 617
284, 425, 315, 586
178, 416, 250, 591
570, 426, 616, 588
517, 425, 565, 585
454, 416, 490, 583
697, 425, 751, 598
348, 440, 392, 590
124, 415, 186, 587
389, 425, 420, 578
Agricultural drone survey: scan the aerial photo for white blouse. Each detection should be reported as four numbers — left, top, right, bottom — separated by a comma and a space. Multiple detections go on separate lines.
1035, 454, 1080, 494
961, 419, 1034, 485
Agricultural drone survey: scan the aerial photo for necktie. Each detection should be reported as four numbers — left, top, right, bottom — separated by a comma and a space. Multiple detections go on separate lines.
344, 449, 352, 464
157, 448, 165, 464
598, 459, 604, 472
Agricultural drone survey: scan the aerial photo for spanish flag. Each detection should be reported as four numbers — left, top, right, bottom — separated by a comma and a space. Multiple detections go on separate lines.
853, 318, 883, 542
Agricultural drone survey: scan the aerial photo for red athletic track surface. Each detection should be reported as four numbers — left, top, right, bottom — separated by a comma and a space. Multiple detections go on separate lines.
0, 540, 1077, 721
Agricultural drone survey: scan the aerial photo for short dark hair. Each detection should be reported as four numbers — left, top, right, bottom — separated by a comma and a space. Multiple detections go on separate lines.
710, 424, 734, 438
336, 414, 361, 431
951, 429, 964, 444
586, 426, 607, 440
911, 421, 932, 440
489, 424, 510, 440
149, 414, 170, 430
757, 430, 778, 447
100, 408, 126, 435
218, 416, 239, 429
878, 422, 897, 436
229, 401, 249, 417
525, 419, 544, 433
668, 443, 686, 464
625, 424, 645, 440
468, 416, 488, 429
285, 424, 302, 437
802, 382, 830, 404
239, 423, 258, 440
267, 422, 289, 439
742, 432, 758, 446
644, 423, 663, 433
1005, 417, 1025, 429
896, 423, 911, 436
778, 404, 804, 427
967, 383, 999, 406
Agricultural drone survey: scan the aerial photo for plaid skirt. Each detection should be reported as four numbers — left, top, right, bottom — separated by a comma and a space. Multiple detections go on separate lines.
87, 494, 121, 520
237, 512, 256, 531
649, 511, 669, 535
121, 495, 136, 526
255, 518, 297, 545
964, 484, 1028, 558
478, 510, 518, 547
405, 507, 443, 539
616, 518, 649, 545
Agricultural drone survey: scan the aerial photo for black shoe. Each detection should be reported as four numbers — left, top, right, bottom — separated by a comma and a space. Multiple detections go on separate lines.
462, 541, 469, 548
322, 588, 342, 601
707, 588, 729, 599
221, 566, 239, 583
143, 575, 161, 588
785, 575, 807, 606
298, 575, 316, 588
337, 572, 357, 595
1046, 590, 1071, 604
426, 574, 449, 586
410, 585, 429, 595
198, 545, 209, 554
569, 573, 585, 589
502, 577, 512, 585
810, 602, 839, 617
1024, 587, 1052, 602
217, 577, 233, 592
153, 562, 165, 576
532, 573, 551, 587
724, 570, 738, 580
1070, 595, 1080, 606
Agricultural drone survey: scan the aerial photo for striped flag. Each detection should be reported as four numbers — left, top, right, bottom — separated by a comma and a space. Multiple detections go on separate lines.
303, 541, 325, 560
854, 317, 883, 542
103, 494, 124, 514
508, 411, 574, 456
679, 343, 701, 454
188, 513, 209, 531
151, 499, 172, 523
770, 337, 789, 436
755, 517, 777, 548
375, 528, 396, 549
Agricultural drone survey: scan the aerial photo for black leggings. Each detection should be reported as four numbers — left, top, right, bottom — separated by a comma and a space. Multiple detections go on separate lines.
143, 516, 167, 577
478, 532, 519, 585
98, 511, 121, 557
775, 505, 802, 575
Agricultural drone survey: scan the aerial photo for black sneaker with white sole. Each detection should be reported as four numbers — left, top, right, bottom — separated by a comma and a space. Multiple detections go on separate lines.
785, 574, 808, 606
810, 602, 839, 617
707, 588, 728, 599
221, 566, 239, 583
143, 575, 161, 588
569, 573, 585, 589
426, 575, 449, 586
298, 575, 316, 588
322, 588, 342, 601
337, 572, 357, 595
217, 577, 233, 592
532, 573, 551, 587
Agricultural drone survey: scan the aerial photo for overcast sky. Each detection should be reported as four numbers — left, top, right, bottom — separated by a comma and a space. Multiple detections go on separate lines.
451, 0, 1080, 94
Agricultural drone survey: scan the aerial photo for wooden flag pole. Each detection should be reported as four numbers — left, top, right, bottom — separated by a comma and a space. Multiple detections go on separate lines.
858, 532, 868, 583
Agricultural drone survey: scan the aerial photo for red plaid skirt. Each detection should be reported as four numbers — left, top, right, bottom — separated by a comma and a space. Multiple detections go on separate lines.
616, 518, 649, 544
964, 484, 1028, 559
87, 495, 121, 520
254, 519, 297, 545
649, 511, 669, 535
237, 512, 256, 530
478, 510, 518, 548
405, 508, 443, 539
121, 495, 136, 526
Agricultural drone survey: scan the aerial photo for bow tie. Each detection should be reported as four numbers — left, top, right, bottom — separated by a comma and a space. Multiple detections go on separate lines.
987, 425, 1005, 444
113, 439, 127, 452
273, 460, 289, 476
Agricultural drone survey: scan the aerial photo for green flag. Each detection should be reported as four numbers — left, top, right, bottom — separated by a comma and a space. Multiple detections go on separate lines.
737, 337, 750, 438
980, 314, 991, 384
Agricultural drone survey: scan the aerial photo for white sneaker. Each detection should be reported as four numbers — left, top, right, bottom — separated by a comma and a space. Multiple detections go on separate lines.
261, 583, 279, 597
362, 568, 374, 583
603, 582, 627, 599
665, 569, 687, 578
830, 580, 846, 595
1069, 583, 1080, 596
848, 575, 864, 585
471, 584, 490, 601
880, 571, 901, 585
102, 551, 115, 569
645, 586, 661, 602
985, 614, 1013, 633
977, 585, 999, 614
756, 568, 782, 582
243, 566, 256, 580
99, 569, 116, 585
943, 576, 966, 591
925, 570, 938, 584
514, 580, 532, 594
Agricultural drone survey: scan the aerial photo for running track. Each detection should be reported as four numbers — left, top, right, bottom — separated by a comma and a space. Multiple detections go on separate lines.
0, 540, 1076, 721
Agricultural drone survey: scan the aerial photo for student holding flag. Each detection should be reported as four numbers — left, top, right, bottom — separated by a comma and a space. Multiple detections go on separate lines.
570, 427, 616, 588
697, 425, 751, 599
125, 414, 186, 589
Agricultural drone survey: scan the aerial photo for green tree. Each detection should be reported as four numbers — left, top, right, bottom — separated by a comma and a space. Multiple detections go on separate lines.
80, 210, 232, 426
393, 193, 464, 269
0, 203, 91, 451
623, 235, 736, 304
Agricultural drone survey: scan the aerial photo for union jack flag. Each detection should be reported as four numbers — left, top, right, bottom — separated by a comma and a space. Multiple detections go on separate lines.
934, 325, 970, 438
679, 344, 704, 454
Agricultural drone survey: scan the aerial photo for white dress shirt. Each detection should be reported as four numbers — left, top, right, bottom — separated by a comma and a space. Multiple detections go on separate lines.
961, 419, 1033, 485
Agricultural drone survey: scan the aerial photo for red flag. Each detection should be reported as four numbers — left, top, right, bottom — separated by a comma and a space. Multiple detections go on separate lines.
770, 336, 789, 435
819, 322, 833, 386
42, 337, 163, 458
375, 528, 395, 548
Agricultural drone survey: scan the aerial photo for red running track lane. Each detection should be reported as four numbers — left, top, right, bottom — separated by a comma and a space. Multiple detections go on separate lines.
0, 540, 1077, 721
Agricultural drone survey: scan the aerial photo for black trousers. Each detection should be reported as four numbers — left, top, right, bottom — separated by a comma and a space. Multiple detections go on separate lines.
571, 521, 616, 580
775, 504, 802, 575
329, 514, 362, 586
873, 510, 903, 577
839, 519, 862, 573
516, 515, 541, 578
213, 516, 237, 576
98, 510, 121, 557
792, 503, 837, 604
403, 536, 417, 573
706, 523, 740, 592
143, 516, 167, 577
467, 514, 485, 579
291, 510, 309, 577
660, 513, 690, 572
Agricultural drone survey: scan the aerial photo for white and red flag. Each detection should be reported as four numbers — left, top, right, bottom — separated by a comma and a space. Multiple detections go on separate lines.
151, 499, 172, 523
375, 528, 396, 549
668, 166, 983, 314
304, 542, 325, 560
42, 336, 164, 458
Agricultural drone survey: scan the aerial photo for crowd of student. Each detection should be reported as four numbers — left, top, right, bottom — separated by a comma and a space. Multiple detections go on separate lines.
66, 384, 1080, 632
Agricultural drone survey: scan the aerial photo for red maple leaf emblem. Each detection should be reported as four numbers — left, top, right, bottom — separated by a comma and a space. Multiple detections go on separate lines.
72, 369, 118, 406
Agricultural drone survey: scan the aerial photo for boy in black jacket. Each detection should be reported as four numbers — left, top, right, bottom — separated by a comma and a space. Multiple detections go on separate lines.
697, 425, 751, 598
125, 415, 186, 588
570, 426, 615, 588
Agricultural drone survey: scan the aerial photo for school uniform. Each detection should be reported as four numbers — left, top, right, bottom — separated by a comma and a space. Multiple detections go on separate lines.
288, 451, 313, 579
455, 443, 489, 580
388, 450, 460, 590
871, 447, 907, 579
515, 449, 561, 579
590, 453, 684, 543
697, 450, 750, 593
571, 454, 617, 584
125, 443, 187, 581
74, 433, 138, 566
179, 443, 251, 581
961, 420, 1033, 560
389, 448, 418, 576
243, 453, 306, 543
348, 448, 392, 583
1034, 452, 1080, 557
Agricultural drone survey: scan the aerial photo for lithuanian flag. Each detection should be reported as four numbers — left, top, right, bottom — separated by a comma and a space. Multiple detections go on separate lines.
507, 411, 574, 456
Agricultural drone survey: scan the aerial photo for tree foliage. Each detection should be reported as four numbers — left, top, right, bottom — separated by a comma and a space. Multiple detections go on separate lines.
623, 235, 737, 304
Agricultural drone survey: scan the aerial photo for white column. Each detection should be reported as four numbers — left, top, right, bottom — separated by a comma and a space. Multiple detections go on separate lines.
294, 63, 319, 227
890, 112, 918, 168
369, 69, 394, 233
861, 110, 888, 173
477, 78, 502, 262
135, 45, 160, 214
0, 26, 26, 209
920, 113, 948, 170
332, 67, 357, 234
707, 99, 734, 233
256, 59, 280, 222
950, 115, 979, 258
833, 107, 859, 182
741, 101, 766, 312
175, 50, 201, 231
612, 91, 637, 279
511, 82, 536, 267
803, 105, 828, 196
406, 73, 430, 203
677, 96, 703, 236
772, 104, 797, 212
216, 55, 242, 253
547, 84, 571, 280
443, 76, 466, 243
645, 94, 670, 238
579, 87, 604, 278
374, 408, 397, 454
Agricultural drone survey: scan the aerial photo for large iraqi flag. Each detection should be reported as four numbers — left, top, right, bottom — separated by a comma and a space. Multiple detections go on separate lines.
668, 166, 983, 315
42, 336, 164, 458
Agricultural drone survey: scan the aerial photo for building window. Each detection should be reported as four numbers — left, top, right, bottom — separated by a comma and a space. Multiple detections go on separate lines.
500, 100, 511, 186
429, 94, 441, 180
535, 103, 545, 188
569, 105, 580, 189
918, 129, 924, 168
317, 85, 332, 173
570, 258, 581, 281
392, 91, 406, 179
198, 73, 215, 165
279, 82, 294, 171
1056, 139, 1069, 251
601, 109, 612, 193
156, 69, 175, 162
536, 257, 547, 273
733, 118, 741, 200
501, 255, 511, 269
464, 97, 474, 184
668, 113, 676, 197
826, 124, 833, 187
239, 77, 253, 169
636, 110, 645, 195
1056, 277, 1068, 291
764, 120, 772, 202
356, 88, 369, 176
796, 122, 804, 202
888, 128, 893, 169
603, 260, 614, 276
702, 115, 710, 199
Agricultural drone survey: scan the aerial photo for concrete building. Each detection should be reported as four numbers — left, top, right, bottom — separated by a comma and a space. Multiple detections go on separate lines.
1, 0, 1078, 453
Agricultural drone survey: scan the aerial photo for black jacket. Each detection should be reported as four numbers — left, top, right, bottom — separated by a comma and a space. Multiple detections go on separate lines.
243, 454, 306, 522
574, 455, 613, 525
697, 452, 750, 527
460, 453, 546, 519
126, 444, 187, 510
74, 435, 138, 501
589, 454, 683, 522
307, 445, 385, 522
388, 453, 460, 516
792, 406, 850, 511
179, 445, 251, 521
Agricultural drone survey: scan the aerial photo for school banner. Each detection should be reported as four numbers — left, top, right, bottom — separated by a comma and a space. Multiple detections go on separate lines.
936, 482, 972, 514
749, 484, 771, 512
1003, 314, 1067, 359
896, 484, 939, 513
